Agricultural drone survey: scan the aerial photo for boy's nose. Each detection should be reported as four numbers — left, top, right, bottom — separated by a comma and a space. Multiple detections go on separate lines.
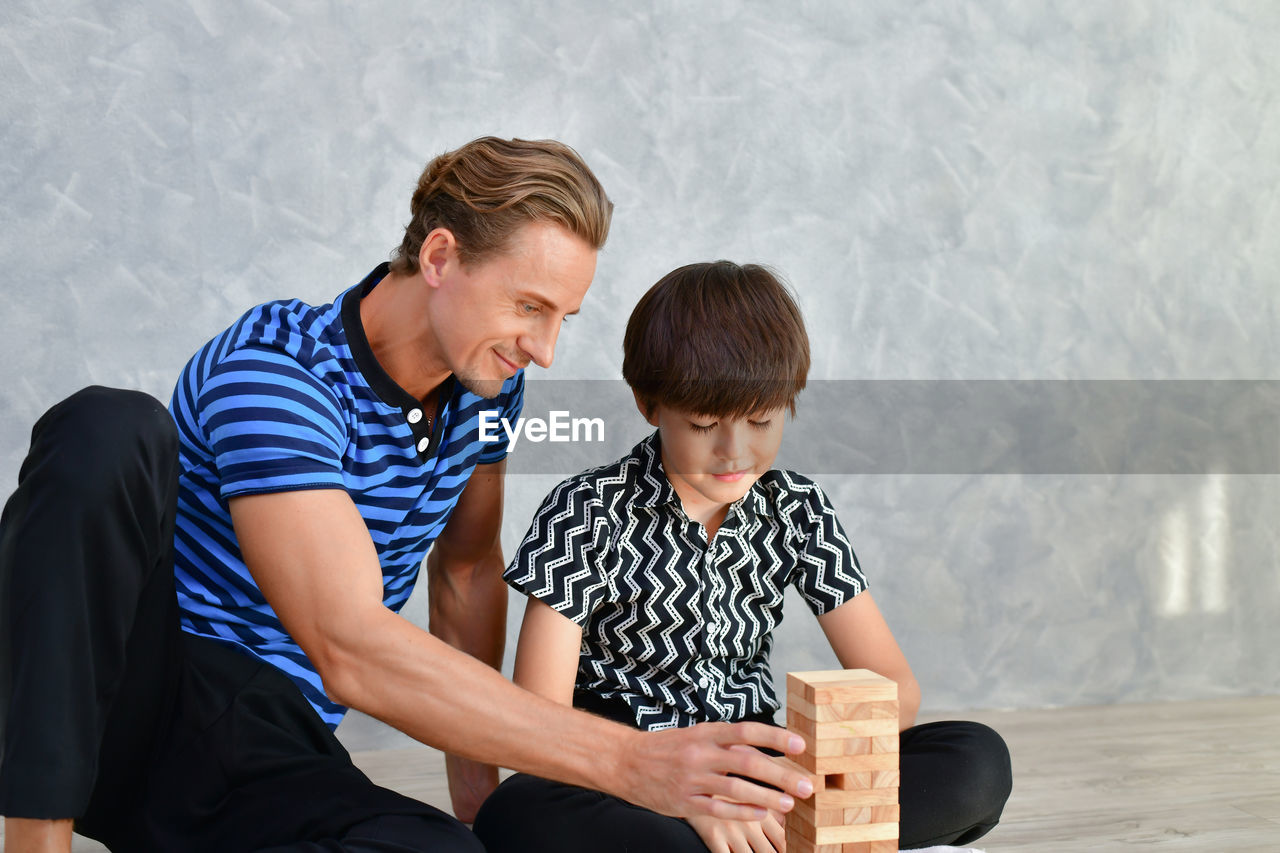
716, 423, 747, 459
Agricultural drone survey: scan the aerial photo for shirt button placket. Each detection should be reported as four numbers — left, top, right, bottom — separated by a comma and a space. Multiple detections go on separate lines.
699, 545, 716, 710
703, 548, 717, 645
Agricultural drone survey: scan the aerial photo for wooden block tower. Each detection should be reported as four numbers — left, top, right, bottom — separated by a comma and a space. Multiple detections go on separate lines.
782, 669, 900, 853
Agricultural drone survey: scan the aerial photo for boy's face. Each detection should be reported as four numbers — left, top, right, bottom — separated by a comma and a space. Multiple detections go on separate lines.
644, 403, 786, 520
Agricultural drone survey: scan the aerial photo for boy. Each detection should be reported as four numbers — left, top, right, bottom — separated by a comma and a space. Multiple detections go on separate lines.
473, 261, 1011, 852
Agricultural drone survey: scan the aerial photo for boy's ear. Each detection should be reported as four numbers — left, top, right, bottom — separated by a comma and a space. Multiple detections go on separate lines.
632, 389, 659, 427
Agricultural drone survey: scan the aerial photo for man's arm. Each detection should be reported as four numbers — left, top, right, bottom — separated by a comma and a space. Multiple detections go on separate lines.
229, 487, 812, 820
424, 460, 509, 822
514, 600, 787, 853
816, 591, 921, 729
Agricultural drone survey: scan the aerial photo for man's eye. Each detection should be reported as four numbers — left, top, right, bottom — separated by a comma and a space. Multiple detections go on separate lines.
690, 422, 716, 434
749, 419, 772, 430
521, 303, 538, 314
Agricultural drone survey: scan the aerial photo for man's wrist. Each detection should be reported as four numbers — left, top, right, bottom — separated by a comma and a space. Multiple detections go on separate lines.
578, 715, 642, 800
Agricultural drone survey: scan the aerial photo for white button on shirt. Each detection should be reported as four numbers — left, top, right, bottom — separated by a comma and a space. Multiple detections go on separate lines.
416, 437, 430, 453
407, 408, 423, 424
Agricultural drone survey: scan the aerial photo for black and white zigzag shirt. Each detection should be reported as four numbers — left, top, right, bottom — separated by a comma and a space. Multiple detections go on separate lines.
505, 432, 867, 731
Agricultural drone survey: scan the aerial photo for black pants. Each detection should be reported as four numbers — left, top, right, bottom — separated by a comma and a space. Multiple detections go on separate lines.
473, 690, 1011, 852
0, 387, 482, 852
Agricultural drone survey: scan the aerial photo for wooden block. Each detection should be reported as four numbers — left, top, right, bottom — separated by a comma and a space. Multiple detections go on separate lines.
788, 670, 899, 705
813, 787, 898, 808
810, 734, 872, 758
788, 671, 900, 853
842, 806, 871, 825
841, 841, 897, 853
788, 707, 900, 740
794, 749, 898, 775
828, 772, 872, 790
813, 821, 899, 845
830, 769, 898, 789
871, 769, 900, 788
785, 825, 843, 853
789, 694, 899, 723
788, 814, 844, 847
791, 798, 849, 828
870, 804, 900, 823
871, 733, 899, 754
794, 794, 887, 827
774, 755, 825, 792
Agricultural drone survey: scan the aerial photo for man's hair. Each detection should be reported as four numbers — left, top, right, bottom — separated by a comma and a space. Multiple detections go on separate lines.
390, 137, 613, 273
623, 261, 810, 418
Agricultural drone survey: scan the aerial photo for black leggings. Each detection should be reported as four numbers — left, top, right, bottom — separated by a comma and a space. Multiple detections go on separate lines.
0, 387, 482, 852
473, 690, 1011, 851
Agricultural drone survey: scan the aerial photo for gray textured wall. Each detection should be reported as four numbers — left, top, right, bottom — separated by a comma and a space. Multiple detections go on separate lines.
3, 1, 1277, 751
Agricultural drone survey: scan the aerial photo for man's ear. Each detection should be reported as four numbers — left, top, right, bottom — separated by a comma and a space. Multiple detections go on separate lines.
632, 389, 659, 427
418, 228, 459, 289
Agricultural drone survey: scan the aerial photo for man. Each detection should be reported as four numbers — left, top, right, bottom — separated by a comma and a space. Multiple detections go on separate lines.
0, 137, 810, 852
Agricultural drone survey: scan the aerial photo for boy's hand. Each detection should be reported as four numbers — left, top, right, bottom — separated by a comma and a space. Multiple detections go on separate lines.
687, 808, 786, 852
445, 753, 498, 824
614, 721, 810, 820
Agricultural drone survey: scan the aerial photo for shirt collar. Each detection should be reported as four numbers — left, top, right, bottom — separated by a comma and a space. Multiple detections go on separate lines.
630, 431, 775, 519
632, 432, 680, 508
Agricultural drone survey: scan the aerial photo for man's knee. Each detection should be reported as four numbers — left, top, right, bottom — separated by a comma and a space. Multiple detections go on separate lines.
27, 386, 177, 491
48, 386, 175, 450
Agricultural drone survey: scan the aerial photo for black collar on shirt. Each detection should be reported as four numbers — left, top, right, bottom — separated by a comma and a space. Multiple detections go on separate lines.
340, 263, 453, 460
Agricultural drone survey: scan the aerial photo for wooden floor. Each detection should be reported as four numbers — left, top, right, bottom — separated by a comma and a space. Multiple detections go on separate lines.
14, 694, 1280, 851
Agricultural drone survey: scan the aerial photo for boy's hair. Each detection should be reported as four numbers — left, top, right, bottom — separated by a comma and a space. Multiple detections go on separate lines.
623, 261, 810, 417
390, 137, 613, 273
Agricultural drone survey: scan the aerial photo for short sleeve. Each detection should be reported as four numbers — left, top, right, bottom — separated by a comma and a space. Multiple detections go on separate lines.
784, 475, 868, 615
198, 345, 348, 499
504, 476, 610, 626
476, 371, 526, 465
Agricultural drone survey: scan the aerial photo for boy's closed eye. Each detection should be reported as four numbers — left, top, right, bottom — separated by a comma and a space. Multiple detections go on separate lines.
687, 415, 777, 434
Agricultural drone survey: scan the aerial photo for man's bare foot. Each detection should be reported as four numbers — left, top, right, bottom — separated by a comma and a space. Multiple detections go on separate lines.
4, 817, 73, 853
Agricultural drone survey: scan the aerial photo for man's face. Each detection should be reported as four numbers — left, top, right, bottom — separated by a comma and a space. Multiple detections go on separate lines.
429, 221, 597, 398
646, 404, 786, 520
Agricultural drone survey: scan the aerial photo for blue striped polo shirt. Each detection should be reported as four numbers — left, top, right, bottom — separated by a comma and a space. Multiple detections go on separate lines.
168, 263, 524, 728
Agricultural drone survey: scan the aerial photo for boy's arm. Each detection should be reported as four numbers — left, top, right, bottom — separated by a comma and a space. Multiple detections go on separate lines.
229, 487, 810, 820
816, 591, 921, 729
512, 597, 582, 705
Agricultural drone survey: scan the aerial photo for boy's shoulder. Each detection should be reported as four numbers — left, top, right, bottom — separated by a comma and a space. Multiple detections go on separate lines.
543, 435, 667, 513
754, 469, 841, 527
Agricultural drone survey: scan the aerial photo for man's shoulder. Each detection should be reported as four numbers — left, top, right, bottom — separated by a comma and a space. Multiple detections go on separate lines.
179, 292, 350, 396
227, 294, 345, 363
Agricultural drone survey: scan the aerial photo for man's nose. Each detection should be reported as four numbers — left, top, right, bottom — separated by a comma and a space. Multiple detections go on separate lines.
520, 321, 560, 369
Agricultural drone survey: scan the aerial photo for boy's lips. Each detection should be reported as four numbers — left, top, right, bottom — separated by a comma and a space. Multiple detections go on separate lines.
712, 469, 749, 482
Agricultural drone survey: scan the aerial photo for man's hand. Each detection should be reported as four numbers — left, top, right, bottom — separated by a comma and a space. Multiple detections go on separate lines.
445, 753, 498, 824
687, 808, 786, 853
614, 721, 811, 820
